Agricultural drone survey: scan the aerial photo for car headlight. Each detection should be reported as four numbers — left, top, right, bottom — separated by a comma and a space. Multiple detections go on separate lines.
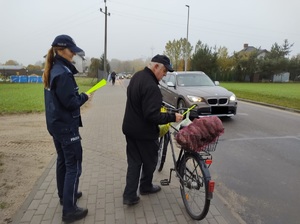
229, 94, 236, 102
187, 95, 205, 103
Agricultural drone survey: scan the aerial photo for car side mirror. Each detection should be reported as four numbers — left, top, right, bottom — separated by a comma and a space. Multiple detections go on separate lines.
214, 81, 220, 86
167, 81, 175, 88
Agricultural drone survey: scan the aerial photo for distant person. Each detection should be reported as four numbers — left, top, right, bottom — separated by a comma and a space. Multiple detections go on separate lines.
111, 71, 116, 85
43, 34, 90, 223
122, 54, 183, 205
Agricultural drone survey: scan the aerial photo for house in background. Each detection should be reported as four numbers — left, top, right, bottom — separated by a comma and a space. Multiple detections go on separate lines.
72, 55, 85, 74
0, 65, 26, 79
238, 43, 268, 59
235, 43, 269, 82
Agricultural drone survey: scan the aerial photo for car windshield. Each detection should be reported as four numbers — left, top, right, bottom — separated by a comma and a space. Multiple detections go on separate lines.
176, 73, 215, 87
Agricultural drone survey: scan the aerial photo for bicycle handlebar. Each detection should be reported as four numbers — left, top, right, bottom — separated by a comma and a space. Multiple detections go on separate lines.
182, 104, 196, 116
162, 102, 197, 115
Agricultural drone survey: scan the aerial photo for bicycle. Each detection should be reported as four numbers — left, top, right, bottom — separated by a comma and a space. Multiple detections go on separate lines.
157, 105, 223, 220
157, 103, 196, 172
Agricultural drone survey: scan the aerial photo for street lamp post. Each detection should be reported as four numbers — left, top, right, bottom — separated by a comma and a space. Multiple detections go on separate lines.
100, 0, 110, 80
185, 5, 190, 71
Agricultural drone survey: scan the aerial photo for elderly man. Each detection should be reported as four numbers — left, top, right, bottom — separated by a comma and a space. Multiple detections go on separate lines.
122, 54, 183, 205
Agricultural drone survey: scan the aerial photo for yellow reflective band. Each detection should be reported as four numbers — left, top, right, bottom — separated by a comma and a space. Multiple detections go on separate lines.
86, 79, 107, 94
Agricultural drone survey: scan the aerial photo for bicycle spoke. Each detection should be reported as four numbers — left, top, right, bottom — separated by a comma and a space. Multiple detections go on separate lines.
180, 153, 210, 220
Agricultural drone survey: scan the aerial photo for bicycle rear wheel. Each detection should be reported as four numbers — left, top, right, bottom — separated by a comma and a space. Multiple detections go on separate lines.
157, 133, 170, 172
179, 152, 210, 220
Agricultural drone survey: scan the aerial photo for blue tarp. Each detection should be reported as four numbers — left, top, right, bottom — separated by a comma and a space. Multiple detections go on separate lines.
10, 75, 42, 83
19, 76, 28, 83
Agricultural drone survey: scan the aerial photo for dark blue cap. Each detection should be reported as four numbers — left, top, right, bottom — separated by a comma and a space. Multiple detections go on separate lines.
51, 34, 85, 56
151, 54, 174, 72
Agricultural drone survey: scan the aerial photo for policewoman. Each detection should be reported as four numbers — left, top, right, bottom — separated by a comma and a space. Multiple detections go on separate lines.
43, 34, 90, 223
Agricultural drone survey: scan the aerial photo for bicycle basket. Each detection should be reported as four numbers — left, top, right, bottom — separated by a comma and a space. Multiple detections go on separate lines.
174, 116, 224, 152
202, 137, 219, 152
175, 134, 219, 152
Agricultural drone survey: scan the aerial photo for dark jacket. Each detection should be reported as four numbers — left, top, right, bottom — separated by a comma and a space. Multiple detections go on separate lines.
122, 67, 176, 140
44, 55, 88, 135
111, 71, 116, 79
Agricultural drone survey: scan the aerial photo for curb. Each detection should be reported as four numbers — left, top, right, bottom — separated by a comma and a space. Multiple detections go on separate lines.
238, 98, 300, 114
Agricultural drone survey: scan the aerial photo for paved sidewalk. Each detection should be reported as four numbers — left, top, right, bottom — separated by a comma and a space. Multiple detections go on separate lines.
12, 80, 241, 224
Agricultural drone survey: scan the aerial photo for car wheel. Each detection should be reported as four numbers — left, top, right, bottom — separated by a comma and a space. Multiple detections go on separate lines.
177, 99, 186, 114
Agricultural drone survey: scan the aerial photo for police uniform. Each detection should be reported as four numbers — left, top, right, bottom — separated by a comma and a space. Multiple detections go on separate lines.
44, 54, 88, 214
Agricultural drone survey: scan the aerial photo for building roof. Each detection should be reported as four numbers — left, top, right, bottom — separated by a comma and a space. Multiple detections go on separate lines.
0, 65, 25, 70
238, 43, 268, 55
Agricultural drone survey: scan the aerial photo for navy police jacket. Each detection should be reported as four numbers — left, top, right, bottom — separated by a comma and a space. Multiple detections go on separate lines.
44, 55, 88, 136
122, 67, 176, 140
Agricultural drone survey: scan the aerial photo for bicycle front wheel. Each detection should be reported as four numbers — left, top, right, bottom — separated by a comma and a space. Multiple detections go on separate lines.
157, 133, 169, 172
179, 152, 210, 220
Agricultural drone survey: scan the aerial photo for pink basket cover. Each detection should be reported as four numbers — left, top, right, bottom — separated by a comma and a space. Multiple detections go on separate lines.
175, 116, 224, 152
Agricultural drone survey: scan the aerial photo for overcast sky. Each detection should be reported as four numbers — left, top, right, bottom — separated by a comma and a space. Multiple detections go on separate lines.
1, 0, 299, 66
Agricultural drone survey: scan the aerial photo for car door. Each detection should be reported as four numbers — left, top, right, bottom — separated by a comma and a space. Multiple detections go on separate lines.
161, 74, 178, 107
159, 74, 170, 104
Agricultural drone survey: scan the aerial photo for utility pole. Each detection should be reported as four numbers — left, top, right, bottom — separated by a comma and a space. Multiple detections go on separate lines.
100, 0, 110, 79
185, 5, 190, 71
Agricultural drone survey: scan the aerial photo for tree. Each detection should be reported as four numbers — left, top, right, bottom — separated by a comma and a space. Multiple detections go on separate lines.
26, 64, 43, 75
289, 55, 300, 81
190, 41, 218, 79
88, 54, 111, 80
164, 39, 182, 71
282, 39, 294, 57
88, 58, 101, 78
5, 60, 19, 65
257, 39, 294, 80
216, 47, 236, 81
268, 39, 294, 59
264, 57, 288, 77
164, 38, 192, 71
181, 38, 193, 71
234, 50, 260, 82
99, 54, 110, 74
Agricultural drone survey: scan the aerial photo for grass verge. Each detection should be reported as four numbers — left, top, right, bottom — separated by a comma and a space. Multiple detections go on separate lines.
220, 82, 300, 111
0, 77, 98, 114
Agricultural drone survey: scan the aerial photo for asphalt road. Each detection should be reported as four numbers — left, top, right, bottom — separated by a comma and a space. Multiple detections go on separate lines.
122, 78, 300, 223
213, 101, 300, 224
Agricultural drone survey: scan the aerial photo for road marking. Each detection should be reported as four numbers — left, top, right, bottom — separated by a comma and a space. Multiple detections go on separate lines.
236, 113, 248, 116
220, 136, 300, 142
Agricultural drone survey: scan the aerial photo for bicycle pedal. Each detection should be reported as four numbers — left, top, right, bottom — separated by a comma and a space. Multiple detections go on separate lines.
160, 179, 170, 186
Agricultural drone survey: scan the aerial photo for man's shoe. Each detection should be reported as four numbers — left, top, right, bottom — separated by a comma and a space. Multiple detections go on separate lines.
60, 192, 83, 205
140, 185, 161, 195
62, 207, 88, 223
123, 196, 140, 205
